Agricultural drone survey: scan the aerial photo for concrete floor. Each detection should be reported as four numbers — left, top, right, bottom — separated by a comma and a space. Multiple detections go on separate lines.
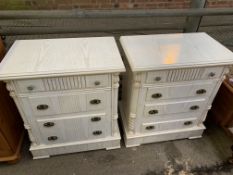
0, 119, 233, 175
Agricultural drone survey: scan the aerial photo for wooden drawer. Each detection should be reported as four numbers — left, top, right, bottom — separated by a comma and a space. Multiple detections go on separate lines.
15, 74, 110, 93
20, 90, 110, 117
141, 111, 205, 123
85, 74, 109, 88
146, 80, 217, 101
141, 118, 198, 133
146, 66, 224, 84
16, 79, 46, 93
37, 114, 109, 144
144, 99, 206, 117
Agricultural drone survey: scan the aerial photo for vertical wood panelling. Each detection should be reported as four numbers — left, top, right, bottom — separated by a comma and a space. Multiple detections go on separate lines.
167, 67, 203, 82
43, 76, 84, 91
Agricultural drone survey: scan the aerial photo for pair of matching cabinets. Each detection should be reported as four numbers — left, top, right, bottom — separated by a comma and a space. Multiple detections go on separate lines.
0, 33, 233, 159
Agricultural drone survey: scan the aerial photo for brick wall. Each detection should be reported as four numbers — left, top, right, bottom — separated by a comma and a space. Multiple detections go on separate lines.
207, 0, 233, 8
0, 0, 232, 10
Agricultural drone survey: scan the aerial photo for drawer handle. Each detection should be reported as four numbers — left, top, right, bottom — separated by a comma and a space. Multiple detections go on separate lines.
148, 110, 158, 115
37, 104, 49, 110
94, 81, 101, 86
43, 122, 55, 127
152, 93, 162, 99
27, 85, 35, 91
196, 89, 206, 94
184, 121, 193, 126
208, 72, 215, 77
93, 130, 102, 136
90, 99, 101, 105
154, 77, 161, 81
91, 117, 101, 122
48, 136, 58, 141
146, 126, 155, 130
190, 105, 199, 110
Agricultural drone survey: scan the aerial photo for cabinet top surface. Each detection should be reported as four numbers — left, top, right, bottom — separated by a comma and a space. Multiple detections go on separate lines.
120, 33, 233, 72
0, 37, 125, 80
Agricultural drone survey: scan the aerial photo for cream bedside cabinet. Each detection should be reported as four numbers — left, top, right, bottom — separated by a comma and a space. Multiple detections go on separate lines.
0, 37, 125, 159
119, 33, 233, 147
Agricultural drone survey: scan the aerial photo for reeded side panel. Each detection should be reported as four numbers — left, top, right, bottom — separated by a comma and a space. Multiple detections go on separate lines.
43, 76, 83, 91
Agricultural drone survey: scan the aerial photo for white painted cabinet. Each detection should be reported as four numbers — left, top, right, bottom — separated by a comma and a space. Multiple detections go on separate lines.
120, 33, 233, 147
0, 37, 125, 159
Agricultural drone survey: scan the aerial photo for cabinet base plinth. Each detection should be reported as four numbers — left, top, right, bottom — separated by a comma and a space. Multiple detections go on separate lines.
30, 135, 120, 159
119, 102, 205, 147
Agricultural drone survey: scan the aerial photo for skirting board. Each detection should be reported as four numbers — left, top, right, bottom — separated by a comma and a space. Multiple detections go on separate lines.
30, 125, 121, 159
119, 102, 206, 147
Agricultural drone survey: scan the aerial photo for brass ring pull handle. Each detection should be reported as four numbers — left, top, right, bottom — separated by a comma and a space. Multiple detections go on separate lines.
154, 77, 161, 81
48, 136, 58, 141
93, 130, 102, 136
146, 126, 155, 130
196, 89, 206, 94
91, 117, 101, 122
37, 104, 49, 110
90, 99, 101, 105
208, 72, 215, 77
152, 93, 162, 99
43, 122, 55, 127
184, 121, 193, 126
94, 81, 101, 86
148, 110, 158, 115
27, 85, 35, 91
190, 105, 199, 110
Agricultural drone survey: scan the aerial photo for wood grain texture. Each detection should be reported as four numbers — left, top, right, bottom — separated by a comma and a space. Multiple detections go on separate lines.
0, 37, 124, 158
0, 38, 24, 163
119, 103, 205, 147
0, 37, 125, 80
145, 80, 217, 101
120, 33, 233, 71
146, 66, 224, 83
211, 80, 233, 127
120, 33, 233, 146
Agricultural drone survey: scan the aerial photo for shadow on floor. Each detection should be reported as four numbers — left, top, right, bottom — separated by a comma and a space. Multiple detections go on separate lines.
0, 120, 233, 175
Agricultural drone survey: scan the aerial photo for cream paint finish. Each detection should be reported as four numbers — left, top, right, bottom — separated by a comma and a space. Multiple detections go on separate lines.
120, 33, 233, 147
120, 33, 233, 71
0, 37, 125, 159
0, 37, 125, 80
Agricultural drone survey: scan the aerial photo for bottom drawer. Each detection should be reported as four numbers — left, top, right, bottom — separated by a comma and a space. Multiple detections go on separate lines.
141, 118, 198, 133
37, 114, 110, 144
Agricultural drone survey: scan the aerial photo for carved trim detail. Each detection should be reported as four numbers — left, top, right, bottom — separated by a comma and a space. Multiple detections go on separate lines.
128, 113, 136, 134
111, 73, 120, 136
6, 81, 38, 145
127, 73, 142, 134
24, 124, 37, 146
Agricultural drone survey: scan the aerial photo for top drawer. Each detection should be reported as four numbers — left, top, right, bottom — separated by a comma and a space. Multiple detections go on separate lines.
14, 74, 110, 93
146, 66, 224, 84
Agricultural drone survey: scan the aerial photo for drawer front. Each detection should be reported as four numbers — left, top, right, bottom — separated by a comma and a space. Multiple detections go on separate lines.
146, 66, 224, 84
16, 79, 46, 93
146, 80, 216, 101
24, 91, 109, 117
144, 99, 206, 117
15, 74, 110, 93
146, 70, 167, 83
37, 115, 108, 144
86, 92, 107, 111
141, 111, 204, 123
201, 67, 224, 79
37, 116, 88, 144
85, 74, 109, 88
141, 118, 198, 133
